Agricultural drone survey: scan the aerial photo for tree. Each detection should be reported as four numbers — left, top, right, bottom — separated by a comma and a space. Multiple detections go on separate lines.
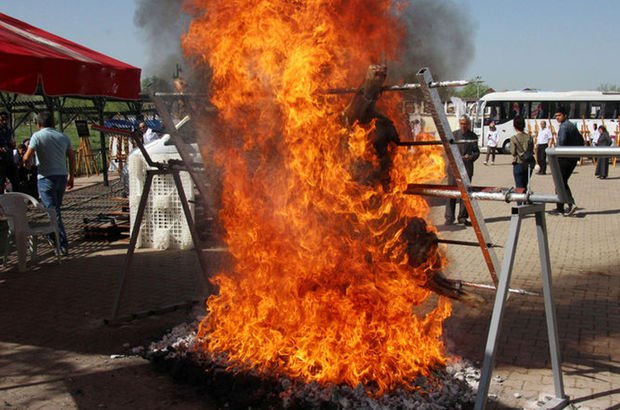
597, 83, 620, 92
456, 77, 491, 100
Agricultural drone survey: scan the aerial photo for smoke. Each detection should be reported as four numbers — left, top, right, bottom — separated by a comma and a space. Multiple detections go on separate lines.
391, 0, 477, 82
133, 0, 475, 86
133, 0, 191, 82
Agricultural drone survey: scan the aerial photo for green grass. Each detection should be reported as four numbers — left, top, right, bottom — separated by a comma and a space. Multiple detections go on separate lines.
14, 122, 102, 148
14, 122, 107, 171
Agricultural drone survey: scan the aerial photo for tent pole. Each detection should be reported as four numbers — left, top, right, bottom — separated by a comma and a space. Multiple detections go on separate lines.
95, 97, 109, 187
58, 97, 65, 132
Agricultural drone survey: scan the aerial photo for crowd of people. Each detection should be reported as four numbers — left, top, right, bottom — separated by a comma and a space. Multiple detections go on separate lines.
0, 112, 163, 257
0, 106, 613, 256
0, 112, 75, 256
444, 106, 610, 225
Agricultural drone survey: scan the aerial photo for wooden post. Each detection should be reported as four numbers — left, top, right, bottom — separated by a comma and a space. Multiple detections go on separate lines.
548, 117, 557, 147
579, 117, 591, 166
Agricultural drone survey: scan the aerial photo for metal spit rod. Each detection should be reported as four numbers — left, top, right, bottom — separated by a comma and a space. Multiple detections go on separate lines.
460, 281, 539, 296
406, 147, 620, 205
325, 80, 470, 95
406, 184, 560, 204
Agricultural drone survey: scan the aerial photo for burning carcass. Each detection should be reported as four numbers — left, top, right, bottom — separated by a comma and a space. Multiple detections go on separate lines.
174, 0, 478, 404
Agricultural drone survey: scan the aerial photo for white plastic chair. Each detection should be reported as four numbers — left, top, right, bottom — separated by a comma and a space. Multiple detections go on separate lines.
0, 192, 61, 271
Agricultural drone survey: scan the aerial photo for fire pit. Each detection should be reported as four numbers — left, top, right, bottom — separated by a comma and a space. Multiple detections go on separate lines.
148, 0, 481, 406
141, 320, 478, 409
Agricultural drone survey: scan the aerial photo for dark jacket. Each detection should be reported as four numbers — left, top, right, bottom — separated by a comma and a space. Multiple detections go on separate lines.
447, 129, 480, 185
451, 128, 480, 178
597, 130, 612, 147
557, 120, 583, 147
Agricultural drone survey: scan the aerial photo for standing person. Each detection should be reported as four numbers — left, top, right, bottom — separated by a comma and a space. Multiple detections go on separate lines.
139, 121, 160, 145
445, 115, 480, 226
22, 112, 75, 255
594, 125, 611, 179
510, 116, 535, 192
13, 143, 38, 198
551, 106, 584, 216
0, 112, 17, 192
535, 120, 553, 174
591, 123, 600, 146
484, 121, 499, 165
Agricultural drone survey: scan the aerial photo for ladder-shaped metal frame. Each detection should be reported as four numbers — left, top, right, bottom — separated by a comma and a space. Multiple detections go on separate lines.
414, 68, 568, 410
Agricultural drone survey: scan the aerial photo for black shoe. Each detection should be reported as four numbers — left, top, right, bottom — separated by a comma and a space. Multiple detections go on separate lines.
60, 247, 69, 256
444, 219, 455, 226
564, 206, 578, 217
548, 209, 562, 216
459, 219, 472, 226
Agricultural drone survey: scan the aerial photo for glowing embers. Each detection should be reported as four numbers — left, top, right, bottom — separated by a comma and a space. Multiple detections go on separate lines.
182, 0, 449, 394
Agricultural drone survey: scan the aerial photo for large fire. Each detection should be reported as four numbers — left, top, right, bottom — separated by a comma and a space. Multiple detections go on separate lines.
182, 0, 450, 394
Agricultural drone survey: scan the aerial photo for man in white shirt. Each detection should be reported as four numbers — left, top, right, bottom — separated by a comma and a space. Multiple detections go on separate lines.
139, 121, 160, 145
591, 123, 600, 146
484, 121, 499, 165
536, 120, 553, 174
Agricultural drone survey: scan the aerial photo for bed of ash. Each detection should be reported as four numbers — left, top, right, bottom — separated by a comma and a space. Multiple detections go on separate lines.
131, 310, 485, 409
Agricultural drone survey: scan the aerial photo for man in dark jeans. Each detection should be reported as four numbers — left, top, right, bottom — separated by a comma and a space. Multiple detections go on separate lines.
551, 106, 583, 216
445, 115, 480, 226
22, 112, 75, 255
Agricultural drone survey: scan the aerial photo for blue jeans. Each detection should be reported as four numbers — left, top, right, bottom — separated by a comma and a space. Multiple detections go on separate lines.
37, 175, 68, 249
513, 162, 532, 190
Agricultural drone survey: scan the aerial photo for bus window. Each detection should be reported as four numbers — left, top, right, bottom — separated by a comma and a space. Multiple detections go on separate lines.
486, 101, 510, 124
489, 105, 498, 122
531, 102, 544, 119
577, 102, 587, 118
589, 102, 602, 118
567, 102, 582, 118
510, 102, 523, 118
501, 102, 510, 122
604, 102, 620, 118
522, 102, 531, 118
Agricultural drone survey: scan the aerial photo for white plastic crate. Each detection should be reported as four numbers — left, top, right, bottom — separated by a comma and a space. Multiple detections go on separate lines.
128, 136, 197, 250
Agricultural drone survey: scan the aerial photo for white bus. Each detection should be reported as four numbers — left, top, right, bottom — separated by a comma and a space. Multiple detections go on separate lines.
472, 90, 620, 153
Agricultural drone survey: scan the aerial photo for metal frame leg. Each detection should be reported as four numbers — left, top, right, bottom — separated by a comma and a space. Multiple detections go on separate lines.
475, 204, 568, 409
172, 170, 213, 294
475, 205, 525, 409
109, 171, 154, 321
535, 210, 569, 409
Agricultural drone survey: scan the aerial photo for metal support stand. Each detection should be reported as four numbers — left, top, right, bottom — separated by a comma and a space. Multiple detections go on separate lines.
474, 204, 568, 410
409, 68, 568, 409
100, 121, 212, 323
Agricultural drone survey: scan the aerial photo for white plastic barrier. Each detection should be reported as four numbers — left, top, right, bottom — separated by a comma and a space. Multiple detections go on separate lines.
128, 136, 200, 250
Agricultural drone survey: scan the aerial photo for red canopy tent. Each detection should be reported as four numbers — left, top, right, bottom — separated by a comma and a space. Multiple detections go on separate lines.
0, 12, 140, 99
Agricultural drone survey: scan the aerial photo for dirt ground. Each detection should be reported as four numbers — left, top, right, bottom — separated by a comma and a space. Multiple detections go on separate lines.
0, 180, 219, 409
1, 155, 619, 409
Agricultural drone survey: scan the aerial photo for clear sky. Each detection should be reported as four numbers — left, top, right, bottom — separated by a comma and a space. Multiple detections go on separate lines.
2, 0, 619, 92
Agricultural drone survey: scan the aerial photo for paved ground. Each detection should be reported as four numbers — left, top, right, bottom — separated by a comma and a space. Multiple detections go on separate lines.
436, 155, 620, 409
0, 156, 618, 409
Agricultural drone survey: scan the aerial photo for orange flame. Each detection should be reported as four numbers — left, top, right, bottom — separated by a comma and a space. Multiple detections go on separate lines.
183, 0, 449, 393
